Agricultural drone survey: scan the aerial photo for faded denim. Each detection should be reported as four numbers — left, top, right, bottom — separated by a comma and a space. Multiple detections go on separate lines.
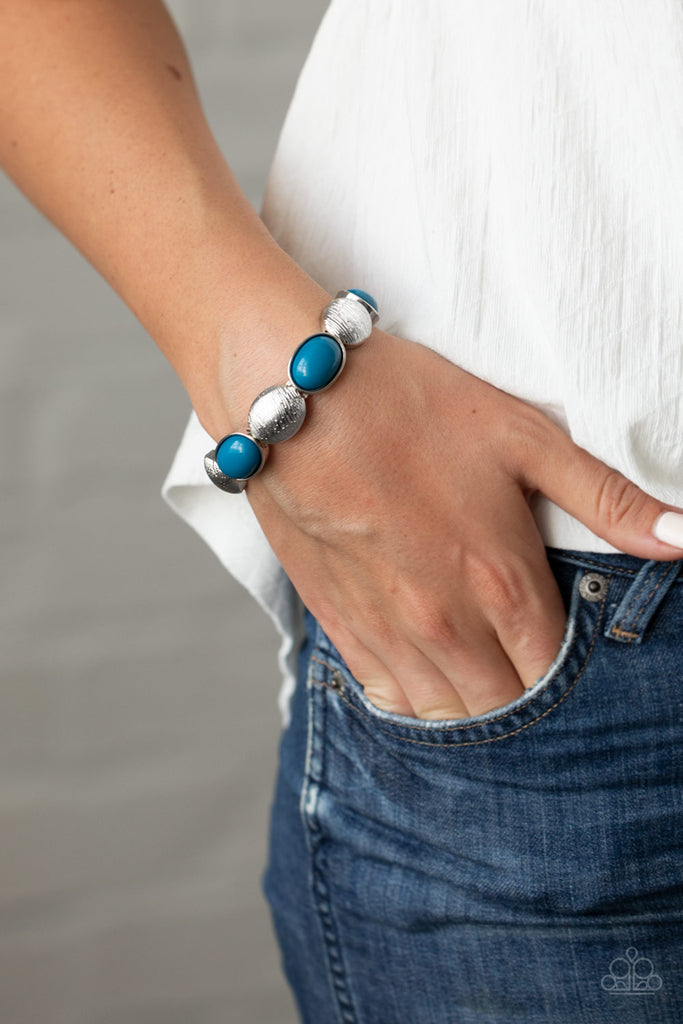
263, 548, 683, 1023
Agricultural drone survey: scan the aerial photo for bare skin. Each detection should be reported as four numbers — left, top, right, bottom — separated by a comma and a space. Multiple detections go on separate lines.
2, 0, 681, 720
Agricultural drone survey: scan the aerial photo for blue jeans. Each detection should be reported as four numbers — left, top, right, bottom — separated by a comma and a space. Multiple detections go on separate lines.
262, 548, 683, 1023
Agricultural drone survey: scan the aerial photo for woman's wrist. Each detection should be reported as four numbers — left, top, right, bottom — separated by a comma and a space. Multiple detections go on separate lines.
242, 325, 397, 525
183, 249, 335, 443
202, 289, 379, 492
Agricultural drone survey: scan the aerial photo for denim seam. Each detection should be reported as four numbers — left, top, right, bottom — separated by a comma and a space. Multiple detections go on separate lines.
610, 562, 658, 635
549, 553, 638, 576
551, 552, 682, 583
309, 590, 605, 746
308, 849, 358, 1024
309, 638, 581, 731
309, 572, 585, 732
301, 674, 359, 1023
609, 561, 680, 642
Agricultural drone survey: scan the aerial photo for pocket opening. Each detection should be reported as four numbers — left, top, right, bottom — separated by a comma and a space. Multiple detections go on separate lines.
313, 566, 599, 737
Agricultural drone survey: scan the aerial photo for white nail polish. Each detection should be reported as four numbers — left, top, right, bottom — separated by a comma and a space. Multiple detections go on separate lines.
652, 511, 683, 549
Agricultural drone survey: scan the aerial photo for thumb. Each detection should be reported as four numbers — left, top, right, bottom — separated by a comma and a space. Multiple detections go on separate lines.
525, 424, 683, 560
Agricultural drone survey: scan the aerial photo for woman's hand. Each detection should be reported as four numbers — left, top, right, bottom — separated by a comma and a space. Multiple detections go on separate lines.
245, 329, 683, 720
2, 3, 678, 723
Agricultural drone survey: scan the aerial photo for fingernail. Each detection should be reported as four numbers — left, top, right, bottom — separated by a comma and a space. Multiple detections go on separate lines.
652, 511, 683, 549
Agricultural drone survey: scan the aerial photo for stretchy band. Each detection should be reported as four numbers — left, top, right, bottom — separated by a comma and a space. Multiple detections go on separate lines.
204, 289, 379, 493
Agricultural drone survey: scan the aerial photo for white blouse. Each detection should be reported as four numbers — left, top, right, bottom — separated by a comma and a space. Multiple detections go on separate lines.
163, 0, 683, 725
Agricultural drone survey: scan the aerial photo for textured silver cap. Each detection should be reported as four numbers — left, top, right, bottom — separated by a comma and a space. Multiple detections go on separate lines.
334, 289, 380, 324
203, 450, 248, 493
248, 383, 307, 444
322, 296, 374, 347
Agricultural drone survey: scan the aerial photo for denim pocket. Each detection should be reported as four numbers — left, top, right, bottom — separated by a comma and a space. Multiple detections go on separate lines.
307, 563, 607, 747
292, 555, 683, 1024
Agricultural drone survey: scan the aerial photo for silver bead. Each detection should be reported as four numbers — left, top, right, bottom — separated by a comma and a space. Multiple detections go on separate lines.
322, 296, 374, 347
334, 289, 380, 324
248, 383, 307, 444
204, 450, 248, 493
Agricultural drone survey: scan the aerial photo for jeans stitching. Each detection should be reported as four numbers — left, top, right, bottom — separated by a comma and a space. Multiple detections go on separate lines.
609, 625, 640, 640
550, 551, 682, 583
609, 561, 680, 641
301, 672, 359, 1023
309, 589, 605, 744
610, 563, 659, 634
549, 552, 638, 575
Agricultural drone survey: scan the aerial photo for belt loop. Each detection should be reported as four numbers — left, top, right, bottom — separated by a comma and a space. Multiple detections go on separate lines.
604, 559, 681, 645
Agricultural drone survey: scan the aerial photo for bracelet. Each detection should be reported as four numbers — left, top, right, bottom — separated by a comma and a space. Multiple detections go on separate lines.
204, 289, 380, 493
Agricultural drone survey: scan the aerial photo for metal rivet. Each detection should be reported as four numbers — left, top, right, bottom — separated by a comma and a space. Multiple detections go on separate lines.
579, 571, 608, 602
329, 669, 345, 693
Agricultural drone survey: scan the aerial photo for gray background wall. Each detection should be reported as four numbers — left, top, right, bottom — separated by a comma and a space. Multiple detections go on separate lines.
0, 2, 328, 1021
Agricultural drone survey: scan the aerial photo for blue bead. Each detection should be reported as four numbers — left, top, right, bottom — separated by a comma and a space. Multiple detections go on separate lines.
215, 433, 263, 479
289, 333, 344, 392
348, 288, 378, 312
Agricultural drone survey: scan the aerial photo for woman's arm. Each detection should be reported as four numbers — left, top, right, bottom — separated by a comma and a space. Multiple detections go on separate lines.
3, 0, 681, 720
0, 0, 327, 435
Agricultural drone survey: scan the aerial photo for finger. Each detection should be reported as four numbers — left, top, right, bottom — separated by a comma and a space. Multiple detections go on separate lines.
523, 418, 683, 560
379, 639, 472, 720
482, 543, 569, 690
340, 615, 523, 721
326, 604, 473, 719
413, 627, 525, 717
389, 597, 525, 717
348, 655, 416, 717
321, 617, 416, 716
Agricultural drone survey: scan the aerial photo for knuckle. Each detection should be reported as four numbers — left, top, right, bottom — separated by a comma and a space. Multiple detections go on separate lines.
465, 554, 529, 620
404, 595, 456, 648
594, 469, 646, 529
501, 403, 554, 482
413, 702, 467, 722
406, 680, 465, 720
363, 685, 410, 716
511, 619, 560, 664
